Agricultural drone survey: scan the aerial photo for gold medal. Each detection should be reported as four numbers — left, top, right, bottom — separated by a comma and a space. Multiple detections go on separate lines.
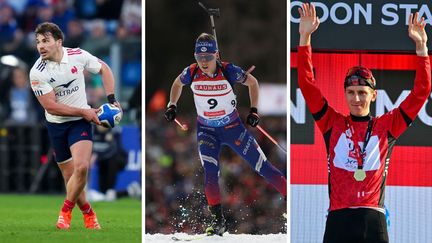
354, 169, 366, 181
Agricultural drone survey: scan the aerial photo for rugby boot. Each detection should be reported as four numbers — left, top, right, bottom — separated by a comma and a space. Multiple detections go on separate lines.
84, 212, 101, 229
56, 210, 72, 229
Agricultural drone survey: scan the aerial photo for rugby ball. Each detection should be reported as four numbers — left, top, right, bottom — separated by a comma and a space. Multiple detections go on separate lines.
97, 103, 122, 128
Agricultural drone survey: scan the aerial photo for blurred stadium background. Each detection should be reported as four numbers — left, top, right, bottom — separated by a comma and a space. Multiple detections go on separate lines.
146, 0, 287, 235
291, 1, 432, 243
0, 0, 141, 237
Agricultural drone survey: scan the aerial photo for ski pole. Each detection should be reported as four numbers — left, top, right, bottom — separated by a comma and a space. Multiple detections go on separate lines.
243, 65, 286, 153
256, 125, 287, 154
174, 118, 189, 131
246, 65, 255, 75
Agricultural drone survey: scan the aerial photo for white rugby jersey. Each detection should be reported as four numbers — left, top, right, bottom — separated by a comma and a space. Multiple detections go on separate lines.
30, 47, 102, 123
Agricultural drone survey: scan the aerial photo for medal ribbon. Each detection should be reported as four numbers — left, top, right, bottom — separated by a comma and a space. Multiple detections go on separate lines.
346, 117, 373, 169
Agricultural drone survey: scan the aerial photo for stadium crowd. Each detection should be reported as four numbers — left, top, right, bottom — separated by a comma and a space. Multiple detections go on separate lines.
145, 109, 287, 234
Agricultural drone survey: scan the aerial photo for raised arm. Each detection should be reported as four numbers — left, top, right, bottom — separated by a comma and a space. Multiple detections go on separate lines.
298, 3, 320, 46
389, 12, 431, 138
297, 3, 339, 134
398, 12, 431, 121
408, 12, 428, 57
297, 3, 326, 114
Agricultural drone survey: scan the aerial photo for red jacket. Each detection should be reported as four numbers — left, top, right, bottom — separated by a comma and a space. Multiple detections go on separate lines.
298, 45, 431, 211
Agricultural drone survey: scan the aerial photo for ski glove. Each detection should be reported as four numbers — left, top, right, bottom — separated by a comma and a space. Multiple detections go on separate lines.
164, 105, 177, 122
246, 107, 260, 127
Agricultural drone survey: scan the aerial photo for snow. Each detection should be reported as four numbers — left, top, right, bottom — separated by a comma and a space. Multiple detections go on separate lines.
145, 233, 288, 243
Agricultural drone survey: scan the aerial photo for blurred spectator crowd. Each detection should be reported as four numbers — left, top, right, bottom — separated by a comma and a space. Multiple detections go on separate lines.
145, 110, 287, 234
0, 0, 142, 126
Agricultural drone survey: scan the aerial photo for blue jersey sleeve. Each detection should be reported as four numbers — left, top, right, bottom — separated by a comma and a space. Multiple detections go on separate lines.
224, 63, 247, 86
179, 66, 192, 85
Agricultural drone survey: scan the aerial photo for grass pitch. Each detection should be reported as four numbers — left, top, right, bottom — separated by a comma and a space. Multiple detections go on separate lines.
0, 194, 141, 243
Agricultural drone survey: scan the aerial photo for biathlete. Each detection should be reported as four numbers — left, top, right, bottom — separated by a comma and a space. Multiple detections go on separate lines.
165, 33, 287, 236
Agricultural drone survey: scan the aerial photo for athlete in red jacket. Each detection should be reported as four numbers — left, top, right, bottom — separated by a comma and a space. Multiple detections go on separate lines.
297, 3, 431, 243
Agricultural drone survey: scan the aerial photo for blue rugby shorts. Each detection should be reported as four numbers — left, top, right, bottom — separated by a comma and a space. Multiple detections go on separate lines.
46, 119, 93, 163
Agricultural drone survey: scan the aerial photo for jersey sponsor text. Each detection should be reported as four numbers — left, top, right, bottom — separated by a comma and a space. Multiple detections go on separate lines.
194, 84, 228, 91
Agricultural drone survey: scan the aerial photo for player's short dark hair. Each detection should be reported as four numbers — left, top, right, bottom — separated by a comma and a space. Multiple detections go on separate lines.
196, 33, 215, 42
35, 22, 64, 41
